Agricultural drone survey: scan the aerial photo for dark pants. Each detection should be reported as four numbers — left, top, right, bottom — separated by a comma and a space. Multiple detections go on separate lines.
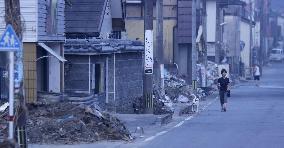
219, 90, 228, 105
254, 75, 260, 80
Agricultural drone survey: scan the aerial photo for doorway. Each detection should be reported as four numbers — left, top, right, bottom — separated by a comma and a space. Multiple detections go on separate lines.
92, 63, 105, 94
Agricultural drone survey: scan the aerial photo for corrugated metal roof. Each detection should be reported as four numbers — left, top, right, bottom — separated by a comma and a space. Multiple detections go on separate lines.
64, 39, 144, 54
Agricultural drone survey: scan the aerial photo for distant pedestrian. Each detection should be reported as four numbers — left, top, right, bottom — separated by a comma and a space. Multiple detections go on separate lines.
253, 64, 261, 86
217, 69, 230, 112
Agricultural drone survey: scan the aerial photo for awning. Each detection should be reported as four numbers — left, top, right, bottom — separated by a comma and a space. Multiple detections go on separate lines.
38, 43, 67, 62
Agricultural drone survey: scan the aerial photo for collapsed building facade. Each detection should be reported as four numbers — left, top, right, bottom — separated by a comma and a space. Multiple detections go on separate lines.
64, 0, 144, 113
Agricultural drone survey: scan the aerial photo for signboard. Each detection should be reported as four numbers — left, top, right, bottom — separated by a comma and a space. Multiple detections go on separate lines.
0, 24, 21, 51
14, 52, 23, 91
144, 30, 153, 74
0, 24, 22, 140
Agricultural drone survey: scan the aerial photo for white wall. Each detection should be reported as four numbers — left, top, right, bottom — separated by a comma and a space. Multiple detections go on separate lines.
277, 16, 284, 38
206, 1, 217, 42
48, 43, 61, 93
240, 21, 251, 68
0, 0, 37, 42
223, 15, 241, 57
21, 0, 37, 42
253, 21, 260, 47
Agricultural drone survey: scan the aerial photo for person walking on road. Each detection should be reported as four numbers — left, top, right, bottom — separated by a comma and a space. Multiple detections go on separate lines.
217, 69, 230, 112
253, 64, 261, 86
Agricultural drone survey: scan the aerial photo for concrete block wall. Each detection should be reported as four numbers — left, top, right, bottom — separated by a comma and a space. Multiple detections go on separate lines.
114, 52, 143, 113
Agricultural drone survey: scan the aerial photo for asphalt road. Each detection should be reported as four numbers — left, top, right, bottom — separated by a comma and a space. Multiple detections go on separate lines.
140, 63, 284, 148
30, 63, 284, 148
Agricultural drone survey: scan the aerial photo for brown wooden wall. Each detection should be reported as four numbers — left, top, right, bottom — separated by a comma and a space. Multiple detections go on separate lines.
23, 43, 37, 103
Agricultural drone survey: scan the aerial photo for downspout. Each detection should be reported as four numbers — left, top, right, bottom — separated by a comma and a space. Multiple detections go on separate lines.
106, 57, 109, 104
114, 53, 116, 113
61, 44, 65, 93
88, 55, 91, 94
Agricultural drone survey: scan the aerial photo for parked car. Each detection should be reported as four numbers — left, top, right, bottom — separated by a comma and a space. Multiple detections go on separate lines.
269, 48, 284, 62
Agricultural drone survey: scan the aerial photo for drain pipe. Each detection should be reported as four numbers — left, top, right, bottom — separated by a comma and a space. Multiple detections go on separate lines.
114, 53, 116, 113
106, 57, 109, 104
88, 55, 91, 94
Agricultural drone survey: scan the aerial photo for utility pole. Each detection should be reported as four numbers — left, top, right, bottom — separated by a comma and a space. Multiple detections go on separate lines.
216, 5, 222, 64
8, 51, 14, 140
192, 0, 198, 94
249, 0, 253, 77
143, 0, 154, 114
263, 0, 269, 65
156, 0, 164, 94
200, 0, 207, 87
5, 1, 27, 147
259, 0, 264, 67
202, 0, 207, 67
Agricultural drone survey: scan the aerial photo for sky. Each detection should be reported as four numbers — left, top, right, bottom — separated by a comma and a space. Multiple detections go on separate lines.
271, 0, 284, 12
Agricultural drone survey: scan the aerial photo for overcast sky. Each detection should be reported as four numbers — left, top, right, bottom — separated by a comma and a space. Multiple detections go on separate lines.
271, 0, 284, 12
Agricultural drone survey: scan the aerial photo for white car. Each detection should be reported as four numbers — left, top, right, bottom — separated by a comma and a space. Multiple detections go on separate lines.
269, 48, 284, 62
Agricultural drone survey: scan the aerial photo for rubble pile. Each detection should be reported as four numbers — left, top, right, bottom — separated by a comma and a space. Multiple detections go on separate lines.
206, 61, 219, 87
0, 102, 9, 140
153, 87, 174, 115
164, 65, 216, 103
0, 140, 17, 148
164, 73, 192, 102
196, 61, 219, 88
27, 102, 132, 144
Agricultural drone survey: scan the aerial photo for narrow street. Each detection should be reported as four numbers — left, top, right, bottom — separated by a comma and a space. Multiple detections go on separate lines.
138, 63, 284, 148
2, 0, 284, 147
30, 63, 284, 148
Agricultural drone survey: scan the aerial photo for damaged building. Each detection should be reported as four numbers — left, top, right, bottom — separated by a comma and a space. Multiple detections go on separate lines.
64, 0, 144, 113
0, 0, 66, 102
64, 39, 144, 113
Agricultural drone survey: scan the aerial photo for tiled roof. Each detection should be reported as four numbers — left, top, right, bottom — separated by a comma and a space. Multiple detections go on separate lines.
64, 39, 144, 54
217, 0, 246, 6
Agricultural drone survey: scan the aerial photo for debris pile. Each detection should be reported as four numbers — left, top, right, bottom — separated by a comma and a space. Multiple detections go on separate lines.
0, 102, 9, 140
27, 102, 132, 144
0, 140, 17, 148
163, 65, 216, 103
206, 61, 219, 87
196, 61, 219, 88
164, 72, 192, 102
153, 87, 174, 115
